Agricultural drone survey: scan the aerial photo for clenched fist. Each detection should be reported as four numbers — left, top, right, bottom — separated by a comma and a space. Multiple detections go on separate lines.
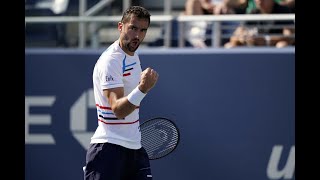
138, 67, 159, 93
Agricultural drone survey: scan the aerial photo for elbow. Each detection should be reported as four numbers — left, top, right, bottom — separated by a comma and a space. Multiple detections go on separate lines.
110, 100, 136, 120
112, 106, 129, 120
115, 115, 126, 120
112, 109, 126, 120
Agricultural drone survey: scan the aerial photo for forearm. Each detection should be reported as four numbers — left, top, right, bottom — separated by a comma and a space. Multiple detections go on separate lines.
111, 96, 137, 119
104, 88, 138, 119
185, 0, 204, 15
267, 35, 294, 46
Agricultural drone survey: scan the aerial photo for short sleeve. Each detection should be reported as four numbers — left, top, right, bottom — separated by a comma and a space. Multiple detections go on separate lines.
98, 55, 124, 90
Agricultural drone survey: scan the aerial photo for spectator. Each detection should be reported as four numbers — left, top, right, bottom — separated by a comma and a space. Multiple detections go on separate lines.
245, 0, 295, 14
182, 0, 215, 48
214, 0, 248, 15
277, 0, 295, 13
182, 0, 248, 48
184, 0, 215, 15
224, 0, 295, 48
214, 0, 248, 46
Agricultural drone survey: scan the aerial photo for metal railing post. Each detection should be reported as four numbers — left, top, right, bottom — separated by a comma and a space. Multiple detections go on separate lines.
79, 0, 86, 48
178, 21, 184, 48
212, 22, 221, 48
164, 20, 171, 48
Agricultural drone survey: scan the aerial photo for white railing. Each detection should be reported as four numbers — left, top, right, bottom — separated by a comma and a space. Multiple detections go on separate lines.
25, 14, 295, 48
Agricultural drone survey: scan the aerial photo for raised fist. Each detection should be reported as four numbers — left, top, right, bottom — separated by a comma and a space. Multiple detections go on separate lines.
138, 67, 159, 93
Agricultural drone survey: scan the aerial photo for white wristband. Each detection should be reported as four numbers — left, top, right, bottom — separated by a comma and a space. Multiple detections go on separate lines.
127, 86, 146, 106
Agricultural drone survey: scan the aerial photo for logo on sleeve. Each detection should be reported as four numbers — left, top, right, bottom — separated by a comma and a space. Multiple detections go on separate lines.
105, 75, 114, 82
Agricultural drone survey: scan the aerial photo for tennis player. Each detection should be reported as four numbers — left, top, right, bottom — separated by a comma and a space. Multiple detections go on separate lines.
84, 6, 159, 180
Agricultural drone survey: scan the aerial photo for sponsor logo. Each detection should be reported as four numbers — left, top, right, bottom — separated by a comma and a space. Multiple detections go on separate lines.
25, 89, 95, 149
105, 75, 114, 82
267, 145, 295, 179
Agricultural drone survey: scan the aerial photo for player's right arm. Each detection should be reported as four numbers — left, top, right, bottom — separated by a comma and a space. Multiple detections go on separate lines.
104, 67, 159, 119
103, 87, 136, 119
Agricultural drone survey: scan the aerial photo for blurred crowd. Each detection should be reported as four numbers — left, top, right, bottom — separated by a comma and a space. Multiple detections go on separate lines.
182, 0, 295, 48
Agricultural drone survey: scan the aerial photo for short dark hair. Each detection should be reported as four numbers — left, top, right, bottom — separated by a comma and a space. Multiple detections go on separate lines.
121, 6, 151, 26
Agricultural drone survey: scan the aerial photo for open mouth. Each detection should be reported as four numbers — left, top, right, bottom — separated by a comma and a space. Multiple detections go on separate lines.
131, 40, 139, 48
132, 40, 139, 45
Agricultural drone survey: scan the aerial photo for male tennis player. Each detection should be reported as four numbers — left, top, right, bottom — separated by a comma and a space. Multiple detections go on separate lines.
84, 6, 159, 180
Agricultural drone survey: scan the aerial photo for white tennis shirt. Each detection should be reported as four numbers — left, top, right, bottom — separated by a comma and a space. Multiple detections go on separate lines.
90, 40, 142, 149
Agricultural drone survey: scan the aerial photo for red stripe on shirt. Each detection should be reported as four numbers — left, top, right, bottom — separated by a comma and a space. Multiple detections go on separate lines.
96, 104, 139, 109
98, 119, 139, 125
96, 104, 112, 110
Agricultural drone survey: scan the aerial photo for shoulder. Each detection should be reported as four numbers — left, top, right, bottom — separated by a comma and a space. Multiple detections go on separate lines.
99, 43, 126, 65
94, 51, 123, 74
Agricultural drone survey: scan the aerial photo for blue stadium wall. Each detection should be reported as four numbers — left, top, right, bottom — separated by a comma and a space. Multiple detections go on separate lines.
25, 48, 295, 180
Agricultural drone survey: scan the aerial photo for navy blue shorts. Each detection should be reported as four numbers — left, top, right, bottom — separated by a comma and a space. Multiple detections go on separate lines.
84, 143, 152, 180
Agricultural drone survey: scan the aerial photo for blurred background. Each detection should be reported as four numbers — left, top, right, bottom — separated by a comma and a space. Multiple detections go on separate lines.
25, 0, 295, 49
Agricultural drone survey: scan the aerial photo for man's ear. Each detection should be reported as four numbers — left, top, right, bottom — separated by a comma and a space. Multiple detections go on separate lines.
118, 22, 123, 32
